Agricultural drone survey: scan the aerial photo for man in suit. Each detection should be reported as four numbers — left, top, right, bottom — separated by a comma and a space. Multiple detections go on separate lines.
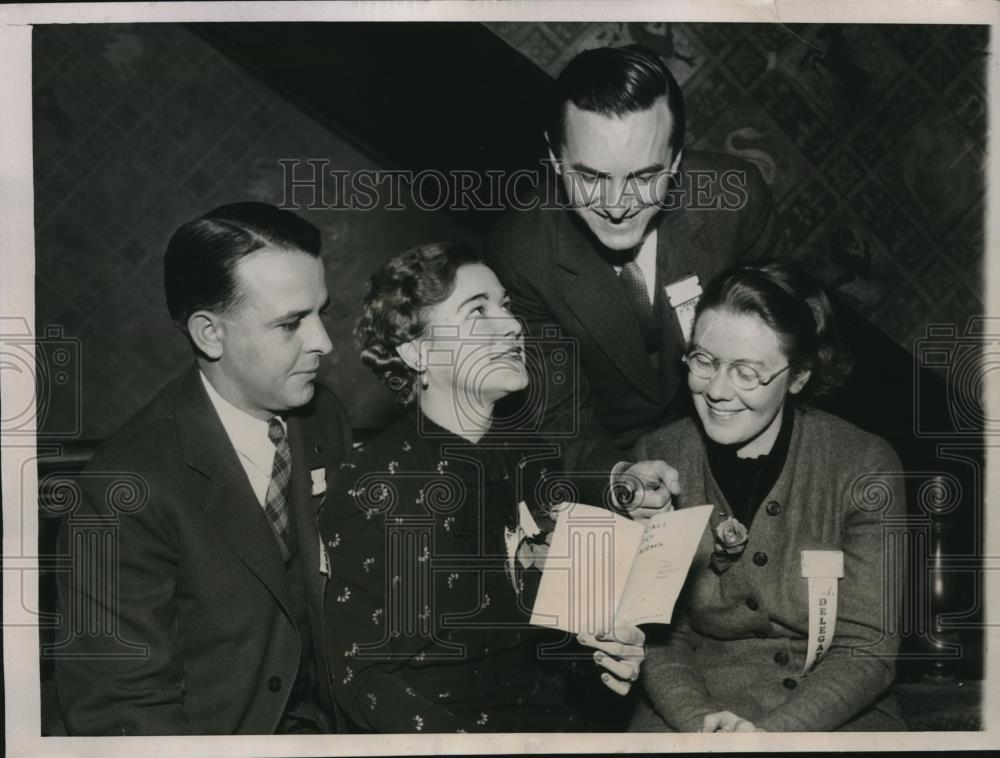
487, 44, 780, 475
54, 202, 351, 734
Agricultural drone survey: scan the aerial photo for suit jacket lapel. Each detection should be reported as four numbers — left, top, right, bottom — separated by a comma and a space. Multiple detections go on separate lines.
555, 213, 661, 401
172, 367, 293, 616
285, 415, 326, 616
655, 206, 709, 345
655, 208, 710, 407
281, 403, 339, 719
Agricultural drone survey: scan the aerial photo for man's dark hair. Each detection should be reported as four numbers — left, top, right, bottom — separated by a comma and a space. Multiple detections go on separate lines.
163, 201, 321, 333
547, 43, 686, 157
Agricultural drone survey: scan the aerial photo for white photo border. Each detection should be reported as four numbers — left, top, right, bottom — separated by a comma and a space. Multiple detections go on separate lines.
2, 1, 997, 755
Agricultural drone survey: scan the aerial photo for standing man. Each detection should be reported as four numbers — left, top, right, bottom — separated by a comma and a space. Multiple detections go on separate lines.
487, 44, 780, 473
54, 202, 351, 734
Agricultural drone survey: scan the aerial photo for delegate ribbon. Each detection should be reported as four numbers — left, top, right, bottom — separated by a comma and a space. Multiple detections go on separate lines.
800, 550, 844, 675
664, 274, 702, 344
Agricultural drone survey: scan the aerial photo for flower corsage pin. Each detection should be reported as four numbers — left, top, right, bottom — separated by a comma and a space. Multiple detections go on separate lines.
710, 513, 749, 573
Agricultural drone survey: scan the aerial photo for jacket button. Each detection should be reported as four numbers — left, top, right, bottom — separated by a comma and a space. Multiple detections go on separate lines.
745, 597, 759, 611
774, 651, 789, 666
766, 500, 781, 516
782, 677, 798, 690
267, 676, 282, 693
753, 551, 768, 567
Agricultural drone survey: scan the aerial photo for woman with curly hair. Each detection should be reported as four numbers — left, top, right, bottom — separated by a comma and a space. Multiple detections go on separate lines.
321, 243, 647, 733
630, 261, 907, 732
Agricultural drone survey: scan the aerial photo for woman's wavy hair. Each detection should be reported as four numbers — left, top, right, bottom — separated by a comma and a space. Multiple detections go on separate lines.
693, 261, 853, 400
355, 242, 483, 405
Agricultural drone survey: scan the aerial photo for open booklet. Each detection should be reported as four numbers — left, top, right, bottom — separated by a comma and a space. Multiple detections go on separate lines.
529, 503, 713, 634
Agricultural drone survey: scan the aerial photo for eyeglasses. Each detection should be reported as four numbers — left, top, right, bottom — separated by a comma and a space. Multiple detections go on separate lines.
682, 349, 791, 391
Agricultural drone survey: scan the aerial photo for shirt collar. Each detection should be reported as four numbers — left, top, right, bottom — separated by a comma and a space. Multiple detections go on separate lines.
199, 371, 281, 475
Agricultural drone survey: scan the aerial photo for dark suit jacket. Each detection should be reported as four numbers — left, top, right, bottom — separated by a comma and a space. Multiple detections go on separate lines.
629, 407, 906, 732
486, 150, 780, 471
54, 366, 351, 735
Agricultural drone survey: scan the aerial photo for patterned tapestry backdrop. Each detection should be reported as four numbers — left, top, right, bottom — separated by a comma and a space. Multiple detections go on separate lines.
33, 22, 986, 439
32, 24, 475, 438
486, 21, 987, 349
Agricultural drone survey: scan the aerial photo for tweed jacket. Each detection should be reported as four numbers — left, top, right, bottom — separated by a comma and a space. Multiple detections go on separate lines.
54, 366, 351, 734
629, 406, 906, 732
486, 150, 780, 472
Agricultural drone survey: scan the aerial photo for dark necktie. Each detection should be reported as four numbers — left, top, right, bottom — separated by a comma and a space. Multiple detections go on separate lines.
265, 417, 292, 561
620, 259, 653, 325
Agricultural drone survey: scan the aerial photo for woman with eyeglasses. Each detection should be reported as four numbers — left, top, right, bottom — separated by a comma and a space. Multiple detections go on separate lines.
629, 261, 907, 732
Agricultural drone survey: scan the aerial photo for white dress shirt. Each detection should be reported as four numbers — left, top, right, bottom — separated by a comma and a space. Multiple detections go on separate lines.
200, 371, 284, 508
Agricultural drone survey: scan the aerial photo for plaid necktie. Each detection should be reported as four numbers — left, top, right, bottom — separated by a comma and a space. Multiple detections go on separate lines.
620, 259, 653, 325
265, 417, 292, 561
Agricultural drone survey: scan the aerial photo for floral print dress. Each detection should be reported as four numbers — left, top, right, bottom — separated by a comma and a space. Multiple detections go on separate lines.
321, 412, 604, 733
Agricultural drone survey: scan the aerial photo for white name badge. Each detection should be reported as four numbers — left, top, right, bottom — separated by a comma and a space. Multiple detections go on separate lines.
519, 500, 541, 539
801, 550, 844, 675
505, 502, 543, 591
663, 275, 702, 344
318, 533, 331, 578
310, 467, 327, 496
